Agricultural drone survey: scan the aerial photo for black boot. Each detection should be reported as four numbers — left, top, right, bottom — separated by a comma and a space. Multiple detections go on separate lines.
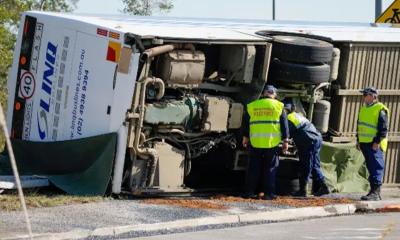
314, 181, 330, 196
311, 180, 320, 196
294, 180, 307, 197
263, 194, 277, 200
242, 193, 257, 199
361, 184, 382, 201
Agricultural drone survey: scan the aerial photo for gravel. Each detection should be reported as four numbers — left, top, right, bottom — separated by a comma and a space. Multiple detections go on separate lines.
0, 200, 221, 236
0, 196, 289, 237
1, 191, 398, 239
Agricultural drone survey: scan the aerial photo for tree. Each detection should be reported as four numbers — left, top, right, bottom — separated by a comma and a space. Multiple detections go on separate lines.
28, 0, 78, 12
0, 1, 26, 99
122, 0, 173, 16
0, 0, 77, 107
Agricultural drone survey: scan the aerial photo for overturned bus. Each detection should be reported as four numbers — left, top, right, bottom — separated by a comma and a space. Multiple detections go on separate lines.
4, 11, 400, 195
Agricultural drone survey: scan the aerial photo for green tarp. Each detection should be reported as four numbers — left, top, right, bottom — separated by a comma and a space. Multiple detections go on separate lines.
320, 141, 369, 193
0, 133, 117, 196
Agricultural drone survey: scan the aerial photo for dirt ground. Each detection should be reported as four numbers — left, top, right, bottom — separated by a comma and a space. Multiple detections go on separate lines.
143, 195, 355, 210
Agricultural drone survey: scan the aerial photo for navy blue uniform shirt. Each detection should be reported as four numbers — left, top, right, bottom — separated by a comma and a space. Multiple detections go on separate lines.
287, 113, 321, 148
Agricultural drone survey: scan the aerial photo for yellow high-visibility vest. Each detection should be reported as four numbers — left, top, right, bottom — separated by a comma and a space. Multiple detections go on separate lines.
247, 98, 283, 148
358, 102, 389, 152
287, 112, 308, 128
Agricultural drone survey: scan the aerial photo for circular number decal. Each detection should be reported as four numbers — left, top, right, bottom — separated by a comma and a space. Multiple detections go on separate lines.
19, 71, 36, 99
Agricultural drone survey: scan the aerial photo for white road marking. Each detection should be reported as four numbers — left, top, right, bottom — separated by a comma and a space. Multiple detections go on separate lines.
302, 227, 384, 239
303, 236, 381, 239
332, 228, 385, 231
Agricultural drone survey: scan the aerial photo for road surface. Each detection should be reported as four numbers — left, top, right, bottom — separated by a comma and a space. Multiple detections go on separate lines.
140, 213, 400, 240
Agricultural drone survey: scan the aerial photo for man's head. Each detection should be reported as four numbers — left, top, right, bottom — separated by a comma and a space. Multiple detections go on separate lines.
360, 87, 378, 105
262, 85, 277, 99
283, 99, 294, 113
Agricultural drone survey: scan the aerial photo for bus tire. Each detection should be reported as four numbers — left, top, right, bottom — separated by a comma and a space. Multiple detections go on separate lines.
270, 60, 331, 84
276, 177, 300, 196
272, 35, 334, 63
277, 158, 300, 179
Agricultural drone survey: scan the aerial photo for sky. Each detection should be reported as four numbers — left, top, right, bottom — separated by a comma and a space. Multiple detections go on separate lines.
75, 0, 395, 23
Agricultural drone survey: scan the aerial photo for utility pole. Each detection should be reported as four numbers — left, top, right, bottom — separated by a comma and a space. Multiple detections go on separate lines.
272, 0, 276, 20
375, 0, 382, 19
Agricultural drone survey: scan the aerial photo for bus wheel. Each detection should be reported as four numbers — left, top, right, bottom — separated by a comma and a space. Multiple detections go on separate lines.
272, 35, 334, 64
269, 60, 331, 84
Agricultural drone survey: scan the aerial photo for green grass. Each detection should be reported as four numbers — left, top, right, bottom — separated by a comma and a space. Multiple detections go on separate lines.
0, 189, 105, 211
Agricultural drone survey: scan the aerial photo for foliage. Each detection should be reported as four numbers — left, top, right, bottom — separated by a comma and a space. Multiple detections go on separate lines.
122, 0, 173, 16
25, 0, 78, 12
0, 0, 27, 106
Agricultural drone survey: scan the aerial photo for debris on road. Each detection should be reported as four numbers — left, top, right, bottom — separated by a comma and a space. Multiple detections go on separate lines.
212, 195, 355, 207
142, 195, 355, 210
376, 204, 400, 213
142, 198, 227, 210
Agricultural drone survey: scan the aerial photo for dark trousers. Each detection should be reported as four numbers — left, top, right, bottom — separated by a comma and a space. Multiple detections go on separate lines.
297, 138, 325, 184
360, 143, 385, 186
245, 146, 279, 196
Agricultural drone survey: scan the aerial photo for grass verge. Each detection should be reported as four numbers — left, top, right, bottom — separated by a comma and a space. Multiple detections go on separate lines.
0, 188, 104, 211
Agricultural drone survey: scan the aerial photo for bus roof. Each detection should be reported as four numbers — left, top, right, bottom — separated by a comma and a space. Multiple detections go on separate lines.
28, 11, 400, 43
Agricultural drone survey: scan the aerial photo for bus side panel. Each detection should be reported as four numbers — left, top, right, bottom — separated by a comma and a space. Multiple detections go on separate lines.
109, 51, 140, 132
13, 16, 79, 142
61, 31, 116, 140
7, 13, 125, 142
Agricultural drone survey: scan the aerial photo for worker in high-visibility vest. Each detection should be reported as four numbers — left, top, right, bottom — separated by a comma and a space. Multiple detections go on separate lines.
357, 87, 389, 201
242, 85, 289, 200
283, 100, 330, 197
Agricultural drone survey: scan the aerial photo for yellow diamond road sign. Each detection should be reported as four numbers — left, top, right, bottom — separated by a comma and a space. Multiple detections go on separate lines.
376, 0, 400, 23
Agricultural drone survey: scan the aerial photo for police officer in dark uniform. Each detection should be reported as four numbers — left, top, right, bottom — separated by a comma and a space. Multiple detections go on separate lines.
357, 87, 389, 201
284, 100, 330, 197
242, 85, 289, 200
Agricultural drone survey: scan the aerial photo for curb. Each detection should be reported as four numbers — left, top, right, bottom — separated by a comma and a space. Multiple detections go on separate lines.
4, 200, 399, 240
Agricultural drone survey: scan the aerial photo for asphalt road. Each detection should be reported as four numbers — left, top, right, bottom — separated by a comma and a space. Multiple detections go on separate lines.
139, 213, 400, 240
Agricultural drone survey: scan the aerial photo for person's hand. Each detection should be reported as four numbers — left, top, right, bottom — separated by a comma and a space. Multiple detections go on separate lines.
242, 137, 249, 148
356, 142, 361, 151
282, 141, 289, 153
372, 142, 380, 151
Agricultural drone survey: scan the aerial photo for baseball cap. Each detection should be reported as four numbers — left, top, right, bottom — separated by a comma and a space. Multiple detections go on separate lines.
359, 87, 378, 96
263, 85, 277, 95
